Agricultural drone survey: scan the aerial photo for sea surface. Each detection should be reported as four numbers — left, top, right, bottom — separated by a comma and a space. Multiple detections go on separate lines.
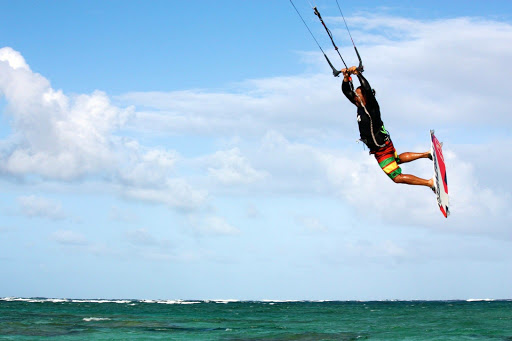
1, 298, 511, 340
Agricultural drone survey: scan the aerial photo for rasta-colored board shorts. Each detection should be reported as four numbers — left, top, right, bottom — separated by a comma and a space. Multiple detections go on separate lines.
372, 140, 402, 180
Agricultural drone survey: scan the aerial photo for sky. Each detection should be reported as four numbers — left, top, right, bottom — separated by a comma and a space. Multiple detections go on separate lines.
0, 0, 511, 301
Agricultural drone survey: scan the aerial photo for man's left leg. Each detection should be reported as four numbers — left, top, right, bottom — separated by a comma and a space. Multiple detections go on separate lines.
397, 151, 431, 164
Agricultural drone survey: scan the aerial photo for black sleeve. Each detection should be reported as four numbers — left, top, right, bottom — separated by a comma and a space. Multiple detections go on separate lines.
342, 80, 357, 106
357, 73, 378, 108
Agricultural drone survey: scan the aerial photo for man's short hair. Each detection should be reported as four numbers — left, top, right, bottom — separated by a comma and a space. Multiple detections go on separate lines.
356, 86, 376, 97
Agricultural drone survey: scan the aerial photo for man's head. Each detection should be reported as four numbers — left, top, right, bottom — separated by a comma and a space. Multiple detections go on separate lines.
354, 86, 365, 105
354, 86, 376, 105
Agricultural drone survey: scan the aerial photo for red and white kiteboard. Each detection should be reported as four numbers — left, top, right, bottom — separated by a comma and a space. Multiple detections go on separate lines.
430, 130, 450, 218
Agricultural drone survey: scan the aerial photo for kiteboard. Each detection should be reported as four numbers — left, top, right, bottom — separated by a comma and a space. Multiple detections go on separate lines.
430, 130, 450, 218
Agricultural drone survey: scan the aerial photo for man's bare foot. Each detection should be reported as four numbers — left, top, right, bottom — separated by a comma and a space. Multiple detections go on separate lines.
429, 142, 443, 160
428, 178, 436, 193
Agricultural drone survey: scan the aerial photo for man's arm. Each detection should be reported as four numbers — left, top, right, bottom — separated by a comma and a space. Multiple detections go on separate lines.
341, 69, 357, 106
354, 69, 378, 108
356, 72, 372, 95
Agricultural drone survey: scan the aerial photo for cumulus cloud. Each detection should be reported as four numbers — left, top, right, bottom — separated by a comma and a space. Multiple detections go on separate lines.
0, 47, 205, 211
0, 47, 130, 180
116, 141, 178, 187
0, 47, 30, 70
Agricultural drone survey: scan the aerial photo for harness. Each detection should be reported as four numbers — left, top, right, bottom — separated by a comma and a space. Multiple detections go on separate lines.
354, 91, 387, 149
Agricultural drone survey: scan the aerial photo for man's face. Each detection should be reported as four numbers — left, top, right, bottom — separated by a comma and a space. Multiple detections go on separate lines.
355, 88, 364, 104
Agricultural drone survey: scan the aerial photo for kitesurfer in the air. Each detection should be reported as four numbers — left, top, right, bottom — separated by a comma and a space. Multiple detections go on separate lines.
341, 66, 434, 189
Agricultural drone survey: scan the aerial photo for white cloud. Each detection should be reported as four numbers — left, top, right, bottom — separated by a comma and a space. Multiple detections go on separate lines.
438, 150, 512, 234
206, 148, 268, 185
117, 17, 512, 143
116, 141, 178, 187
118, 74, 345, 139
251, 130, 511, 235
0, 47, 30, 70
0, 48, 131, 180
0, 47, 205, 210
17, 195, 65, 220
349, 16, 512, 130
0, 51, 130, 180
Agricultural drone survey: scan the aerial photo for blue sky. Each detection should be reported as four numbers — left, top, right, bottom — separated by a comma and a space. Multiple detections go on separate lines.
1, 1, 511, 300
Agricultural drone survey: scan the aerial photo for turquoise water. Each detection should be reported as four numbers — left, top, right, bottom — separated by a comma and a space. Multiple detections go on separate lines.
1, 298, 511, 340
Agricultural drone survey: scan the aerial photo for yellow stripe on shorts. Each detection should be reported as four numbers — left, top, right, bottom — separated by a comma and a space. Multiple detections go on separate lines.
382, 161, 399, 174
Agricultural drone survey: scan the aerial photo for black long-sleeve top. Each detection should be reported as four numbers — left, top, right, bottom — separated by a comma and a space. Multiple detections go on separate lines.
342, 73, 389, 152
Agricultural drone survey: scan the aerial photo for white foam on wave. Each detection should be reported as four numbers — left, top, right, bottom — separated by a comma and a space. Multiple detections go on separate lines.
0, 297, 340, 304
156, 300, 202, 305
13, 297, 494, 305
211, 299, 239, 304
1, 297, 19, 302
1, 297, 47, 303
83, 317, 111, 322
261, 299, 332, 303
0, 297, 136, 304
261, 300, 297, 303
467, 298, 495, 302
71, 299, 132, 304
148, 299, 241, 304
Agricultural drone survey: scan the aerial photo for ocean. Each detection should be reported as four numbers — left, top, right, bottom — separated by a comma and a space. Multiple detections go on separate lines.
1, 298, 511, 340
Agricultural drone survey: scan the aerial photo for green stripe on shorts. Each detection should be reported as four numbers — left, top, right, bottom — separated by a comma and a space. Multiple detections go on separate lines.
388, 168, 402, 180
378, 156, 396, 168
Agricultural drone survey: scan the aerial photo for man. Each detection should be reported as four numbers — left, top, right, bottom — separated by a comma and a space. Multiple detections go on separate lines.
341, 66, 434, 189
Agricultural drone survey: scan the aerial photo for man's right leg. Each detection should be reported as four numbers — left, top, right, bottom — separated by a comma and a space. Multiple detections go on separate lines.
393, 173, 433, 188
